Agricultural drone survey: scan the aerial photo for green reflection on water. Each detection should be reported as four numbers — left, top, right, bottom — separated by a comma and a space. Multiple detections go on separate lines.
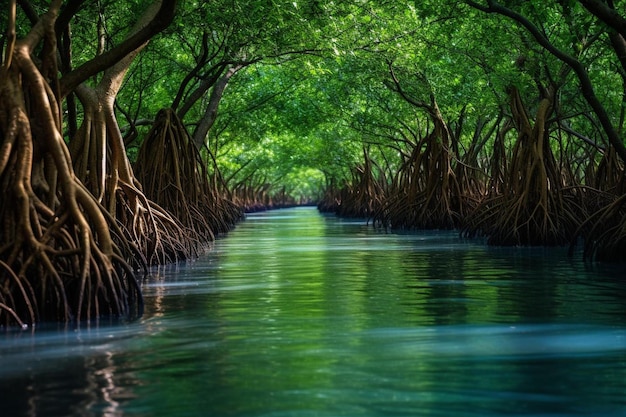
129, 208, 626, 416
1, 207, 625, 417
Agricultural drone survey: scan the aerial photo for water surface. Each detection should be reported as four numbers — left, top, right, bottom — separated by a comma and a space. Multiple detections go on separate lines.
1, 207, 625, 416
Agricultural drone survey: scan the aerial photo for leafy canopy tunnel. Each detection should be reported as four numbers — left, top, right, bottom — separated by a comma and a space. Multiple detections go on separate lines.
2, 0, 626, 327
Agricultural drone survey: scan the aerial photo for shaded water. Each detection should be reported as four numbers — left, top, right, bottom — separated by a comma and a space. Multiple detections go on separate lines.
1, 206, 626, 416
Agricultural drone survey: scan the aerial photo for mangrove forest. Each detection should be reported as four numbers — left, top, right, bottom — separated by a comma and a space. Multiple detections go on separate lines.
1, 0, 626, 328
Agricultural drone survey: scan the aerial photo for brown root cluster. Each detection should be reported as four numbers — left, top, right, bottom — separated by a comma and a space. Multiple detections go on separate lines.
327, 84, 625, 261
373, 106, 463, 230
463, 88, 586, 246
233, 187, 300, 212
574, 193, 626, 261
135, 108, 242, 242
333, 150, 386, 218
570, 152, 626, 261
0, 5, 141, 327
68, 98, 195, 267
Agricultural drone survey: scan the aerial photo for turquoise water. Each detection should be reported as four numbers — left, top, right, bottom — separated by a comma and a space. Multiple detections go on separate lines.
1, 206, 625, 416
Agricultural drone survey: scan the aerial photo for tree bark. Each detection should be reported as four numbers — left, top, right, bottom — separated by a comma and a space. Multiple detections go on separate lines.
192, 64, 243, 149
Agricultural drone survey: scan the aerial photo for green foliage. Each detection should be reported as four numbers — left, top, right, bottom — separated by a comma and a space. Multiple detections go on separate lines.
49, 0, 625, 204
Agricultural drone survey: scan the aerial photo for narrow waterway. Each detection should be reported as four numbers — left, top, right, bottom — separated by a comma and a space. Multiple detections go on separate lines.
1, 206, 626, 416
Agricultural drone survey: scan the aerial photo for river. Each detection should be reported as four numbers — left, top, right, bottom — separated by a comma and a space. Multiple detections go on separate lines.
1, 206, 625, 416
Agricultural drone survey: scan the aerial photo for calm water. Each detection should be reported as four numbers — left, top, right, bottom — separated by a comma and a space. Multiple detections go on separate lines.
1, 207, 626, 416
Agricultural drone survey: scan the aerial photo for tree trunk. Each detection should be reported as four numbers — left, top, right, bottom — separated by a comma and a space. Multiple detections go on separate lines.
192, 64, 243, 149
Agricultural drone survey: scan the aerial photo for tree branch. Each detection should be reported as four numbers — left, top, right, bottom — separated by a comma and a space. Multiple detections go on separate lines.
578, 0, 626, 38
466, 0, 626, 163
17, 0, 38, 25
59, 0, 177, 98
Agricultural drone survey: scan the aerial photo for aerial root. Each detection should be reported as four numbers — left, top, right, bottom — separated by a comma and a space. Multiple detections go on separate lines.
135, 108, 241, 246
0, 6, 141, 327
571, 192, 626, 262
461, 87, 587, 246
372, 122, 461, 230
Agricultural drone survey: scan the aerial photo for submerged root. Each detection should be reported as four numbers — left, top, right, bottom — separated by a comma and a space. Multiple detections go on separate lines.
463, 188, 585, 246
571, 192, 626, 262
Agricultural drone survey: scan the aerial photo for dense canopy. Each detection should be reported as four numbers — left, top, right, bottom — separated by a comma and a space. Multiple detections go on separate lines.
1, 0, 625, 326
